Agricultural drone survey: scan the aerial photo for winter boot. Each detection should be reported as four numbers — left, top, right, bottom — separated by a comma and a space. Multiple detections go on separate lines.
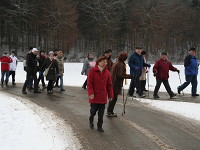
170, 94, 177, 98
89, 123, 94, 129
153, 95, 160, 99
97, 127, 104, 132
192, 94, 199, 96
177, 86, 181, 94
139, 94, 146, 98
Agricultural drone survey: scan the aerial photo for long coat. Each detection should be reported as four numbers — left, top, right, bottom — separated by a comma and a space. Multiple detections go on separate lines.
26, 53, 38, 75
153, 58, 177, 80
0, 56, 12, 71
42, 58, 59, 81
111, 60, 131, 95
88, 65, 113, 104
56, 56, 64, 76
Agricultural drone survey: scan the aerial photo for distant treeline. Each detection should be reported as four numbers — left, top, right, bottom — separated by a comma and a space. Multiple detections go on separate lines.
0, 0, 200, 62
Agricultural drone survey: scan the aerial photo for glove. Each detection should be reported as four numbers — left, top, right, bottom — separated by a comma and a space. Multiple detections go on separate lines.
153, 71, 157, 77
39, 71, 43, 75
57, 73, 61, 77
89, 94, 94, 99
177, 70, 180, 73
147, 64, 151, 68
108, 98, 112, 101
81, 72, 84, 75
134, 66, 140, 70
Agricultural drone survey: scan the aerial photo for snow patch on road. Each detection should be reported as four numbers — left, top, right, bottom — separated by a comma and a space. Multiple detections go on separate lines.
0, 92, 82, 150
135, 98, 200, 122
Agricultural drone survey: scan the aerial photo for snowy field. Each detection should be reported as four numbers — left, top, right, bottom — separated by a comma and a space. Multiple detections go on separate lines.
0, 92, 81, 150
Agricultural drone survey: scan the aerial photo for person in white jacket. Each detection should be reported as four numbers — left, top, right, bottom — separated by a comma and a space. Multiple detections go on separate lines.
9, 51, 18, 86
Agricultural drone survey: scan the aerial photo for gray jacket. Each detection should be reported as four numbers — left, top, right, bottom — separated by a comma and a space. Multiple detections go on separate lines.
81, 58, 96, 75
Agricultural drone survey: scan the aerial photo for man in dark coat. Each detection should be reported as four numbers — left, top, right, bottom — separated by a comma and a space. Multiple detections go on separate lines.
22, 48, 41, 94
153, 52, 179, 98
177, 47, 199, 96
107, 53, 131, 117
128, 47, 151, 98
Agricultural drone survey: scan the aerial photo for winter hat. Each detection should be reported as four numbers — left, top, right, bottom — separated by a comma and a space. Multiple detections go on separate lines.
118, 52, 128, 61
11, 51, 15, 54
96, 56, 108, 64
49, 51, 54, 55
32, 48, 38, 53
189, 47, 196, 51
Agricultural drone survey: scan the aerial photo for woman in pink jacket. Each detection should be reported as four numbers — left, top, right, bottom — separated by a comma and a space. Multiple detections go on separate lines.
88, 56, 113, 132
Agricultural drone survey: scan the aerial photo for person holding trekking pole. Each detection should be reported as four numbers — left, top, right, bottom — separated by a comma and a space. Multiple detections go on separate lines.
107, 53, 131, 117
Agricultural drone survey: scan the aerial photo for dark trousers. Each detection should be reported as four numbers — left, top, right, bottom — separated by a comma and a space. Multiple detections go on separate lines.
107, 94, 118, 114
141, 80, 146, 91
47, 80, 54, 91
178, 75, 197, 95
89, 104, 105, 128
1, 71, 10, 84
129, 75, 142, 96
154, 79, 174, 96
22, 73, 38, 92
55, 77, 60, 86
83, 77, 88, 88
9, 71, 16, 84
38, 74, 45, 87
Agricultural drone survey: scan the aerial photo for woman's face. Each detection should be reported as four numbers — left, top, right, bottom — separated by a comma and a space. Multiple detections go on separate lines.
49, 53, 54, 58
89, 54, 94, 59
98, 59, 107, 68
58, 52, 63, 57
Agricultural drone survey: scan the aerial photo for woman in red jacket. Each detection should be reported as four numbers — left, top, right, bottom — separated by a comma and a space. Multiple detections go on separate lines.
1, 52, 12, 87
88, 56, 113, 132
153, 52, 179, 98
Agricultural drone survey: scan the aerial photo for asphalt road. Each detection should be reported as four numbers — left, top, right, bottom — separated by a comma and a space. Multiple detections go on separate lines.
1, 84, 200, 150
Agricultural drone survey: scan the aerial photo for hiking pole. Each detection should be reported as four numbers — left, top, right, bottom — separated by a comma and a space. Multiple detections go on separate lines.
147, 71, 150, 98
122, 86, 125, 116
178, 72, 184, 96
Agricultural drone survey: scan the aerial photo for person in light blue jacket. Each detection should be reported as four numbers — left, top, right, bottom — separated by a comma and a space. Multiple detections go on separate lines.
178, 47, 199, 96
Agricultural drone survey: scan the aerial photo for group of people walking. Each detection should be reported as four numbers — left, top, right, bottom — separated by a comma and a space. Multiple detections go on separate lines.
21, 47, 65, 94
85, 47, 199, 132
0, 46, 199, 133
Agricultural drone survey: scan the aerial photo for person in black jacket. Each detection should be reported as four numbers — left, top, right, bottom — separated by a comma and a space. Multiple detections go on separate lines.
37, 50, 46, 89
22, 48, 41, 94
42, 51, 59, 94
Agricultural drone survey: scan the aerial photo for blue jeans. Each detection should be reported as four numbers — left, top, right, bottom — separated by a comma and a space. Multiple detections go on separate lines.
59, 76, 64, 90
1, 71, 10, 84
178, 75, 198, 95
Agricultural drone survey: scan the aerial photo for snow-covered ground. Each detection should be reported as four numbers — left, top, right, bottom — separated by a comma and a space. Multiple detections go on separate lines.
135, 98, 200, 122
0, 62, 200, 149
0, 92, 81, 150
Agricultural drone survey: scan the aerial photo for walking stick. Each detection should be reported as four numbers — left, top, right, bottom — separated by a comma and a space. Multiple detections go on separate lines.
178, 72, 184, 96
147, 71, 150, 98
